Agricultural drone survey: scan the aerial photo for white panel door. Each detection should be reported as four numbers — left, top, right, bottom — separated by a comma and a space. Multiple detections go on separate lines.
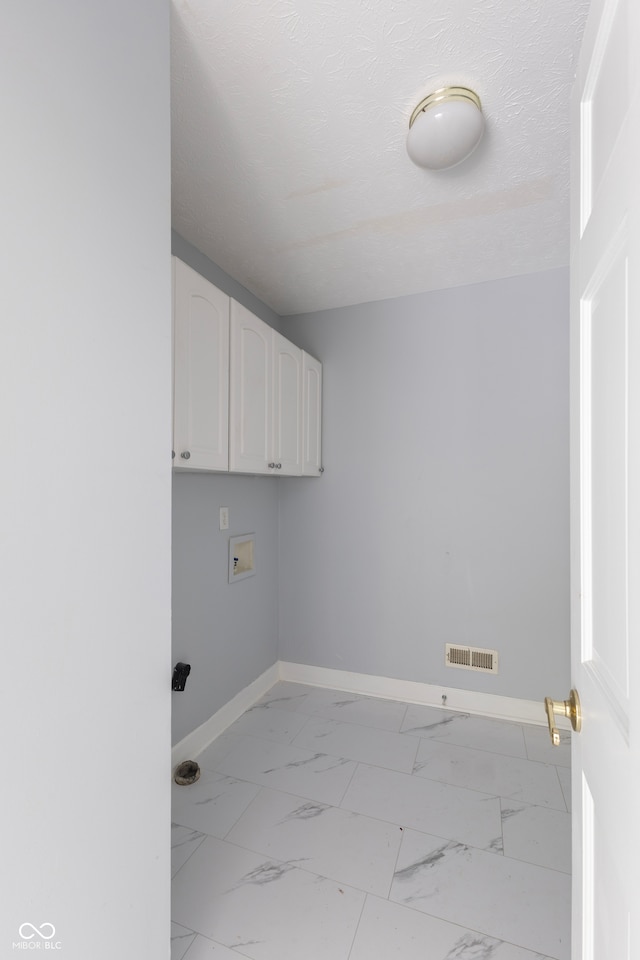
570, 0, 640, 956
273, 331, 303, 476
302, 351, 323, 477
229, 300, 272, 474
173, 257, 229, 471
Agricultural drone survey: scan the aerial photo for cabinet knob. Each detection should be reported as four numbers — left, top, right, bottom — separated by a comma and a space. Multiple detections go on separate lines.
181, 451, 191, 460
268, 462, 276, 469
319, 466, 324, 473
276, 462, 282, 469
171, 450, 175, 459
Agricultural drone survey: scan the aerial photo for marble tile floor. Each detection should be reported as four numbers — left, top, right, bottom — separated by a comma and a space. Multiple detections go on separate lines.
172, 682, 572, 960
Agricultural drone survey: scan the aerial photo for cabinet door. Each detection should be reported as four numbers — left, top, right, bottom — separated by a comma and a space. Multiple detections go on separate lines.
273, 332, 303, 476
302, 351, 323, 476
173, 258, 229, 471
229, 301, 272, 474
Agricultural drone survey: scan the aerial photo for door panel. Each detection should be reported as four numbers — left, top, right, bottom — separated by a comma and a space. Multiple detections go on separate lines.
582, 238, 629, 717
587, 0, 627, 218
570, 0, 640, 956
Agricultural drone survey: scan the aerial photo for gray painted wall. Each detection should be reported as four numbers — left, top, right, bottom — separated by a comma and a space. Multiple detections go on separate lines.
171, 237, 281, 745
3, 3, 171, 956
170, 245, 570, 735
279, 269, 570, 702
172, 473, 279, 743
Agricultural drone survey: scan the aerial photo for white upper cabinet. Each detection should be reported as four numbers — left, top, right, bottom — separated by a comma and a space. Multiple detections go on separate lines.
302, 351, 323, 476
273, 331, 303, 476
229, 304, 305, 476
173, 258, 229, 471
173, 259, 321, 477
229, 300, 272, 474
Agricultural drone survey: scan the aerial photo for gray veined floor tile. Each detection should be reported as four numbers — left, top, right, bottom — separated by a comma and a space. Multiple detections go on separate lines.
401, 704, 528, 759
172, 684, 571, 960
251, 682, 313, 712
341, 762, 503, 851
180, 934, 251, 959
225, 705, 311, 745
295, 687, 409, 732
291, 716, 419, 773
172, 836, 365, 960
214, 734, 358, 805
390, 829, 570, 959
501, 799, 572, 874
523, 724, 572, 768
413, 738, 567, 810
225, 786, 403, 897
196, 731, 244, 773
172, 823, 207, 877
171, 922, 196, 960
350, 895, 557, 960
172, 769, 260, 838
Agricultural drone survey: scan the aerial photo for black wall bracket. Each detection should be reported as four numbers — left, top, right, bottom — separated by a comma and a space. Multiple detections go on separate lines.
172, 662, 191, 692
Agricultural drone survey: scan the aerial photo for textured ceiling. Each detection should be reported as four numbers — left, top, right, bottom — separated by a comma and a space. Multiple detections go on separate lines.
171, 0, 589, 316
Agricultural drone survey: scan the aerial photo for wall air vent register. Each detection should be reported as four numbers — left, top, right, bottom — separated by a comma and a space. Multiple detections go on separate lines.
445, 644, 499, 674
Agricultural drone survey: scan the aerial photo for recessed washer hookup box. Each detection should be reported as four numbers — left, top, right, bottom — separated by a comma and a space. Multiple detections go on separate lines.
229, 533, 255, 583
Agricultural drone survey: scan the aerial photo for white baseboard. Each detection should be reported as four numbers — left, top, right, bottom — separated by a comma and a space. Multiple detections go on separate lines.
172, 660, 565, 771
171, 663, 279, 770
278, 661, 562, 728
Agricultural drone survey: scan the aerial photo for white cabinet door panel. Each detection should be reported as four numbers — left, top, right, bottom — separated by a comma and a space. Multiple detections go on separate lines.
273, 332, 303, 476
173, 257, 229, 472
229, 301, 272, 474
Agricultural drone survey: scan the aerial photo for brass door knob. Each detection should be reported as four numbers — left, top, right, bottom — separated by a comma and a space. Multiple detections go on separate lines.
544, 689, 582, 746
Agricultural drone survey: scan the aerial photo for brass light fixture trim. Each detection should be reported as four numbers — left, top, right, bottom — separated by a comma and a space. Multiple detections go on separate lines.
408, 86, 482, 130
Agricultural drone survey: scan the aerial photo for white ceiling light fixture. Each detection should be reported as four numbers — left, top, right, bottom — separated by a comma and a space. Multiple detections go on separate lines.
406, 86, 484, 170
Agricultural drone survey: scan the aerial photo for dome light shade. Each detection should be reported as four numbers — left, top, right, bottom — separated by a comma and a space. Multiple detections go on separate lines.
406, 87, 484, 170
